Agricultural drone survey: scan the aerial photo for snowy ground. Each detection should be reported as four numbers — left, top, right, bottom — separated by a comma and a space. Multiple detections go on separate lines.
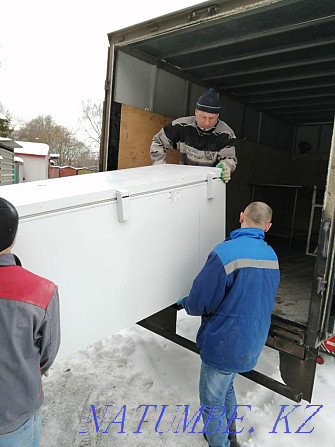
41, 310, 334, 447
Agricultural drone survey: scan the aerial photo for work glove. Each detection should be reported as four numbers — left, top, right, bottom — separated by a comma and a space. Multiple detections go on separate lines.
173, 299, 185, 310
216, 162, 231, 183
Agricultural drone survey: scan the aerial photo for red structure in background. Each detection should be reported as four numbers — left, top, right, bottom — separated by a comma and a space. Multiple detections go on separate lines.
49, 165, 92, 178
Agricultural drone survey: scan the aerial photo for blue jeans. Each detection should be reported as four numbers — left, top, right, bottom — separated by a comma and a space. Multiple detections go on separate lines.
0, 408, 42, 447
199, 361, 237, 447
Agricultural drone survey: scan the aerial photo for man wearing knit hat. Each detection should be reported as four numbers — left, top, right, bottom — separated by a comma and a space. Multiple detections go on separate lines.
0, 197, 60, 446
150, 88, 237, 183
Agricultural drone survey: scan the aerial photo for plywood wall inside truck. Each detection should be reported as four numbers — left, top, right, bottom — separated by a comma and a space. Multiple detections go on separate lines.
118, 104, 179, 169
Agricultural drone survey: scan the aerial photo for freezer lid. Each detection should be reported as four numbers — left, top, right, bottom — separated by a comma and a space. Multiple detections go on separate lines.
0, 165, 221, 217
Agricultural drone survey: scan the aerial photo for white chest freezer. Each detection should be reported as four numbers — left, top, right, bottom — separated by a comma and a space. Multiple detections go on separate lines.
0, 165, 225, 359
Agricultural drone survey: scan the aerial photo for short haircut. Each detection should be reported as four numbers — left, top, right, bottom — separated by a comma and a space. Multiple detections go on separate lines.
244, 202, 272, 227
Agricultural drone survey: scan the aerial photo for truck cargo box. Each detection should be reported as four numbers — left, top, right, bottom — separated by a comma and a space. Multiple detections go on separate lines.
99, 0, 335, 402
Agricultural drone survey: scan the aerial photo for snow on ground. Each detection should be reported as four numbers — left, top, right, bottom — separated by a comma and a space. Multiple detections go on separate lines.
41, 310, 334, 447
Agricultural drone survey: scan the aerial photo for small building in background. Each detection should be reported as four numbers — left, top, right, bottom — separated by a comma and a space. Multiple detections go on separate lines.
14, 156, 24, 183
0, 138, 22, 185
60, 166, 77, 177
1, 139, 94, 184
77, 168, 92, 175
14, 141, 49, 182
49, 164, 93, 178
48, 154, 60, 179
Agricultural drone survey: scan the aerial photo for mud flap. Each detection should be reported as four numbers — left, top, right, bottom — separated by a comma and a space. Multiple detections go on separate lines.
279, 348, 318, 402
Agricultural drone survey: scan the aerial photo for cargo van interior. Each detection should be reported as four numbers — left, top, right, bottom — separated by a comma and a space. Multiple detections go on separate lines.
105, 0, 335, 345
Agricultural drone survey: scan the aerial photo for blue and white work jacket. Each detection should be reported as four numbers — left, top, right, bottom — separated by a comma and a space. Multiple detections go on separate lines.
182, 227, 280, 373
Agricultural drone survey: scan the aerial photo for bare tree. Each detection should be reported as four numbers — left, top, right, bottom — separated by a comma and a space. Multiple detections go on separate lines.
13, 115, 96, 166
80, 99, 102, 152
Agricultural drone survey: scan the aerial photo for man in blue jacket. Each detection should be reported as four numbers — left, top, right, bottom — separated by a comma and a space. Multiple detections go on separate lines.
180, 201, 280, 447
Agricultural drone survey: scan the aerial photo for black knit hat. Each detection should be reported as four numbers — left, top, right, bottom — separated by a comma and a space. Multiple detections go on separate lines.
0, 197, 19, 252
196, 88, 220, 114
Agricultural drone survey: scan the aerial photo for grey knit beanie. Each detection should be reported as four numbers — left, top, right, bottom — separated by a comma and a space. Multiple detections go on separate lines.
196, 88, 220, 114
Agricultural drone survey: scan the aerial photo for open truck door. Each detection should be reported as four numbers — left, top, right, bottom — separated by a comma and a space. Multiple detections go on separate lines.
308, 125, 335, 350
275, 125, 335, 401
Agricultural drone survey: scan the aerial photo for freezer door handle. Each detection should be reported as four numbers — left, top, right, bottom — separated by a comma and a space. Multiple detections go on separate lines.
207, 172, 216, 199
116, 189, 131, 222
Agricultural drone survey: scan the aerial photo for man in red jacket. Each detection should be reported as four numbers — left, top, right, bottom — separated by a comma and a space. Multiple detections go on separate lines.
0, 197, 61, 447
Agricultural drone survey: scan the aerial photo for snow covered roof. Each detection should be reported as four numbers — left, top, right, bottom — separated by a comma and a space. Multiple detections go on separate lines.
14, 156, 24, 164
0, 138, 22, 151
14, 141, 49, 156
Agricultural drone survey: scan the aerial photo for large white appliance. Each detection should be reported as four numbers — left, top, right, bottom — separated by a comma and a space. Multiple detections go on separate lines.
0, 165, 226, 359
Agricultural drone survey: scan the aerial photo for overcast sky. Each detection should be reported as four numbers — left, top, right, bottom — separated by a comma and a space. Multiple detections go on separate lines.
0, 0, 203, 133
